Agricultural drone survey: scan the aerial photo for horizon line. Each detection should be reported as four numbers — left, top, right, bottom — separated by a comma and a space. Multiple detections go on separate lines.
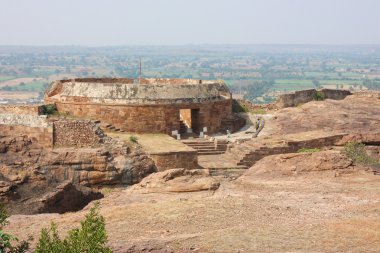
1, 43, 380, 48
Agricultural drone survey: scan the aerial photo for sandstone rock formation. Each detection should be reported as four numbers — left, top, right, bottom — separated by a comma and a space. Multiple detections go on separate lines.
267, 93, 380, 136
0, 135, 156, 214
0, 136, 156, 187
130, 168, 220, 193
239, 150, 362, 182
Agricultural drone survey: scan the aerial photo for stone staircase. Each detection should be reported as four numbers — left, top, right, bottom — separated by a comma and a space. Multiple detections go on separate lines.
179, 120, 188, 134
225, 132, 347, 168
98, 122, 125, 132
182, 139, 228, 155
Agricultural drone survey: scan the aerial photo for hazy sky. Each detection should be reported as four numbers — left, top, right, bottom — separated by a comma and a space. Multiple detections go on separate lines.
0, 0, 379, 46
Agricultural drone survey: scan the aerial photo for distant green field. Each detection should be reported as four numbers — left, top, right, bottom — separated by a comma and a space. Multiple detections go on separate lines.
11, 81, 47, 92
0, 76, 15, 82
340, 72, 364, 78
272, 78, 364, 92
304, 72, 338, 78
273, 79, 314, 91
224, 79, 235, 86
319, 79, 361, 85
32, 68, 56, 76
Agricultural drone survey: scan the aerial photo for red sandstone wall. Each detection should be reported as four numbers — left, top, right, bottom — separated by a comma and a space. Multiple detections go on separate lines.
198, 99, 232, 133
149, 151, 199, 171
0, 125, 53, 148
51, 99, 232, 135
0, 105, 42, 115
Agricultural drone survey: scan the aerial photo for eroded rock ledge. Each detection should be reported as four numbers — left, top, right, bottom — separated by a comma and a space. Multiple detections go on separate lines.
0, 135, 156, 214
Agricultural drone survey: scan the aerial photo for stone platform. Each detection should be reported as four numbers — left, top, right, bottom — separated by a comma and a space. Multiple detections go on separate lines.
108, 133, 199, 171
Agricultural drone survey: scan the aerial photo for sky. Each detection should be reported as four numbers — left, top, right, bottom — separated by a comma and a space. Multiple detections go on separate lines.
0, 0, 379, 46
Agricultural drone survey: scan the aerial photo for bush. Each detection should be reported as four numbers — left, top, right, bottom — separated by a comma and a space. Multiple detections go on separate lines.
0, 203, 31, 253
129, 135, 138, 143
232, 101, 249, 113
343, 142, 377, 165
35, 203, 112, 253
297, 148, 321, 153
314, 91, 325, 101
40, 104, 58, 115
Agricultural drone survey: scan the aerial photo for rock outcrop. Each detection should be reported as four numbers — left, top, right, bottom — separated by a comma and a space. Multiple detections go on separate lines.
239, 150, 361, 182
268, 93, 380, 136
130, 168, 220, 193
0, 136, 156, 187
0, 135, 156, 214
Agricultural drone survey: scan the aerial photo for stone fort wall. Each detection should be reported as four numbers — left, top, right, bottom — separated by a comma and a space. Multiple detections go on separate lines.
276, 89, 352, 108
0, 113, 53, 147
0, 113, 105, 148
0, 105, 43, 115
53, 99, 232, 134
0, 124, 53, 148
44, 78, 234, 134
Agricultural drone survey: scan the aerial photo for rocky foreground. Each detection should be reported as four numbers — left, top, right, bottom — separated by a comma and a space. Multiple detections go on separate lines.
3, 92, 380, 252
0, 135, 155, 214
6, 152, 380, 252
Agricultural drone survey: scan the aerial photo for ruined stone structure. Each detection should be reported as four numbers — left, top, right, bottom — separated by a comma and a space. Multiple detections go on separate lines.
44, 78, 234, 134
0, 104, 106, 148
276, 89, 352, 108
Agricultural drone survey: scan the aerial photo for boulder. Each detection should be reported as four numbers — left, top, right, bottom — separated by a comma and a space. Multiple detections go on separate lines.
130, 168, 220, 193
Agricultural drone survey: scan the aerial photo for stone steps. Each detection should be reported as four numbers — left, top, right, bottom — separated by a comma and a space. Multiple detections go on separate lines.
198, 150, 224, 155
182, 139, 228, 156
98, 121, 126, 133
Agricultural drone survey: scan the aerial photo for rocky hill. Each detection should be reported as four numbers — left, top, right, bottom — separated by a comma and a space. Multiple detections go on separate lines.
2, 91, 380, 252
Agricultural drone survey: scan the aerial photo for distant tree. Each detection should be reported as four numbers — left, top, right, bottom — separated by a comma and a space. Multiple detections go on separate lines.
312, 79, 321, 88
2, 85, 12, 91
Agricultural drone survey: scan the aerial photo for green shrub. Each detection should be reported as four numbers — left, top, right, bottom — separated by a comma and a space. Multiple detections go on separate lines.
297, 148, 321, 153
0, 203, 31, 253
314, 91, 325, 101
40, 104, 58, 115
343, 142, 377, 165
35, 203, 112, 253
232, 101, 249, 113
129, 135, 138, 143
